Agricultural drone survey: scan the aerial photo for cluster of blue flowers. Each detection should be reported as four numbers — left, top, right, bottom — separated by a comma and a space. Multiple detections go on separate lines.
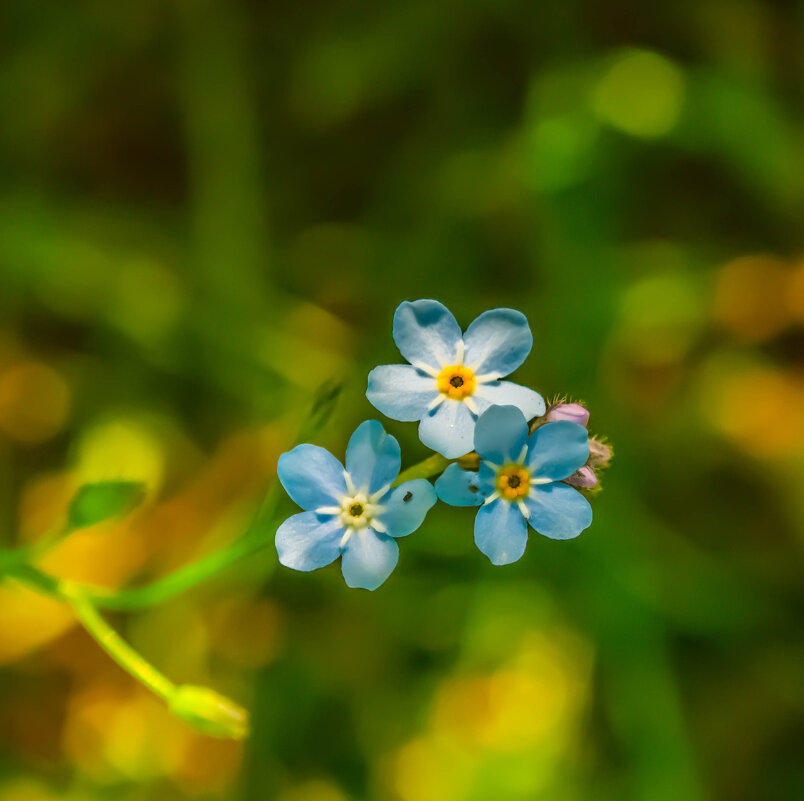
276, 300, 610, 590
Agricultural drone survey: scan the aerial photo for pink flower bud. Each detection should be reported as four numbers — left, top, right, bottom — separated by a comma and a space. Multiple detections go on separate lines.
565, 465, 598, 488
587, 438, 612, 469
547, 402, 589, 427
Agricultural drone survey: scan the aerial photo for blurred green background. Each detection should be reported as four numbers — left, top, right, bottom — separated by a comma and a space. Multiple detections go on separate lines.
1, 1, 803, 800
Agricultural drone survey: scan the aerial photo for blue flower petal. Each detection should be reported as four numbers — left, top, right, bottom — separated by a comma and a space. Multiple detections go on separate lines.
526, 421, 589, 481
345, 420, 401, 494
341, 528, 399, 590
478, 460, 497, 487
378, 479, 437, 537
393, 300, 462, 371
475, 381, 546, 421
525, 483, 592, 540
435, 464, 485, 506
474, 499, 528, 565
463, 308, 532, 376
418, 399, 476, 458
366, 364, 439, 422
278, 445, 347, 511
275, 511, 346, 571
473, 405, 529, 464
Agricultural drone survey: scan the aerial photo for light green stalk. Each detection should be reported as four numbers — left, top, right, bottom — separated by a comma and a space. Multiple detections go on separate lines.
0, 451, 451, 737
64, 582, 175, 700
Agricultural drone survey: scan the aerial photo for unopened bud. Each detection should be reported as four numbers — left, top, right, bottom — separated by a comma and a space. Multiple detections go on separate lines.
169, 685, 249, 740
587, 438, 612, 469
547, 402, 589, 427
565, 466, 598, 489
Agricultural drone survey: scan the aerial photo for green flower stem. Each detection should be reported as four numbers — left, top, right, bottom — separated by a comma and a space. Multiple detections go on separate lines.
3, 483, 284, 610
1, 448, 452, 738
64, 582, 248, 738
5, 562, 61, 594
392, 453, 450, 486
6, 451, 451, 611
7, 520, 282, 614
86, 520, 277, 611
91, 482, 285, 610
64, 583, 175, 701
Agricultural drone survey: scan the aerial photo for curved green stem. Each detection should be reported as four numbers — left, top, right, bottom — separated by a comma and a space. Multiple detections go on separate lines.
3, 483, 283, 610
393, 453, 450, 486
88, 522, 276, 610
64, 584, 175, 700
65, 582, 247, 738
5, 452, 449, 611
7, 514, 281, 612
0, 447, 453, 740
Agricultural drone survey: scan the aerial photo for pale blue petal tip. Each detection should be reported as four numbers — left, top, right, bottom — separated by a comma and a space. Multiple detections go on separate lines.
474, 500, 528, 565
277, 445, 347, 511
345, 420, 401, 493
341, 529, 400, 590
463, 308, 533, 376
527, 421, 589, 481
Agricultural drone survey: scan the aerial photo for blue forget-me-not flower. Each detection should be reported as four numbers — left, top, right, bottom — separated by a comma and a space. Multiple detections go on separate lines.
276, 420, 436, 589
435, 405, 593, 565
367, 300, 546, 459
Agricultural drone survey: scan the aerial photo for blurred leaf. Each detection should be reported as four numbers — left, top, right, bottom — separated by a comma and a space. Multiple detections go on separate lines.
295, 379, 343, 444
67, 481, 146, 530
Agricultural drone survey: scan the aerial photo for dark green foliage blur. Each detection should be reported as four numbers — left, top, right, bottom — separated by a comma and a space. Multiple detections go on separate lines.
0, 2, 802, 801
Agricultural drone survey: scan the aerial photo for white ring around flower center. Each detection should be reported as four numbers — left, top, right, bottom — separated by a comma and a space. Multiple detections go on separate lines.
415, 341, 502, 411
315, 475, 389, 539
481, 447, 552, 517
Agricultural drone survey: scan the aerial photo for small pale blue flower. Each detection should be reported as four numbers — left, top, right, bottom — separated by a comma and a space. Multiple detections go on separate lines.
367, 300, 546, 459
275, 420, 436, 590
435, 405, 593, 565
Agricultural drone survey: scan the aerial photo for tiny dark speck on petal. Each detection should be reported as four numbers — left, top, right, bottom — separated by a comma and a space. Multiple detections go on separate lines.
403, 492, 413, 502
469, 485, 478, 492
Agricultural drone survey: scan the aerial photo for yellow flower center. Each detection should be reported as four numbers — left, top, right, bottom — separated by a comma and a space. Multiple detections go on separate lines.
496, 465, 531, 500
436, 365, 476, 400
340, 495, 371, 528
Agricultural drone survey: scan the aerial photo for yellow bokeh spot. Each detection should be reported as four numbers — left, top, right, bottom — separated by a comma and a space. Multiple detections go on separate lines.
37, 524, 146, 586
393, 735, 474, 801
714, 255, 790, 341
76, 417, 165, 494
437, 365, 476, 400
63, 687, 185, 782
0, 582, 74, 664
0, 361, 70, 443
278, 780, 349, 801
700, 359, 804, 457
173, 733, 243, 796
785, 260, 804, 324
593, 49, 684, 138
434, 631, 588, 753
18, 471, 73, 543
433, 666, 570, 753
0, 778, 58, 801
386, 627, 592, 800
